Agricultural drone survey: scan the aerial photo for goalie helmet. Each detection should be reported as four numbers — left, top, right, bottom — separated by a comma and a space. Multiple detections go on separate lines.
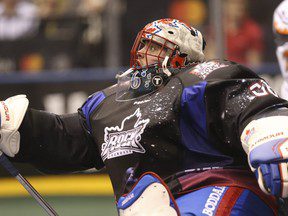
273, 0, 288, 80
130, 18, 206, 69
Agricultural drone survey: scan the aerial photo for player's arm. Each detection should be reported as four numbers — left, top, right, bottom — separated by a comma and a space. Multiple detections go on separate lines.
0, 95, 104, 173
227, 78, 288, 198
206, 73, 288, 198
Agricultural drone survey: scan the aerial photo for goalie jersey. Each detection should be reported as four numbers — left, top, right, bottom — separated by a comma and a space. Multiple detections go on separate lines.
16, 60, 287, 202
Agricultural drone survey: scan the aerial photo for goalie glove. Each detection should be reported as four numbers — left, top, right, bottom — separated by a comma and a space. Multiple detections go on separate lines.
0, 95, 29, 157
241, 116, 288, 198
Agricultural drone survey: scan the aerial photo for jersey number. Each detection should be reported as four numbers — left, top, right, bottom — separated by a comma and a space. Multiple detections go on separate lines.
249, 81, 278, 97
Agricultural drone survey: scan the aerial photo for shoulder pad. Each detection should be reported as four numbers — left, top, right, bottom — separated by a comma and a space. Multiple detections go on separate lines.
177, 59, 260, 87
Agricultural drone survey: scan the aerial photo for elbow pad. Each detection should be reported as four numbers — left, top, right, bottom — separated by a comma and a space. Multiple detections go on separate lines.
241, 115, 288, 197
240, 115, 288, 159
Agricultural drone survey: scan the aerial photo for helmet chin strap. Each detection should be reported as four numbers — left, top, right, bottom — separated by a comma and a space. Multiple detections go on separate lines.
162, 56, 172, 77
116, 68, 134, 79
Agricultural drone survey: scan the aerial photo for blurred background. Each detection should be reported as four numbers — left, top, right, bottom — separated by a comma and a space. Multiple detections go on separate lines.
0, 0, 284, 215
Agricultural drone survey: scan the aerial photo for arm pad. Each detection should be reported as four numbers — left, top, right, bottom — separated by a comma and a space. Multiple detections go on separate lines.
241, 115, 288, 197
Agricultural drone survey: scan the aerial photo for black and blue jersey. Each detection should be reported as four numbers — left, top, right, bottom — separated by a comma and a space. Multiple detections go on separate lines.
78, 59, 286, 199
16, 60, 287, 202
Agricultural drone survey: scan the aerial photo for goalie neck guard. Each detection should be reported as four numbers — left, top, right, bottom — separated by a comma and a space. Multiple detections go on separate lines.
116, 65, 180, 101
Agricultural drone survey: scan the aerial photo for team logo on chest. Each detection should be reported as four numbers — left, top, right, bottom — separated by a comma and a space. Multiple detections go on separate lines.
101, 108, 150, 161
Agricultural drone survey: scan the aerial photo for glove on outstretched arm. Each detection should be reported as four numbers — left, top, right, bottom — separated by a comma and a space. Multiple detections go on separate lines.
241, 115, 288, 198
0, 95, 29, 157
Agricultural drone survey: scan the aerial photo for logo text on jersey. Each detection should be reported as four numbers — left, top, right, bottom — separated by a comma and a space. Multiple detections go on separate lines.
189, 61, 229, 79
101, 108, 150, 161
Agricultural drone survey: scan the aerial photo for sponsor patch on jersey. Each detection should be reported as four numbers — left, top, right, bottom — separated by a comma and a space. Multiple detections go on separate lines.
189, 61, 229, 79
101, 108, 150, 161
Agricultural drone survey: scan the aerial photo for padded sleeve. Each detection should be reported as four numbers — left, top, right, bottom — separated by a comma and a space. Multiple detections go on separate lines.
14, 108, 104, 173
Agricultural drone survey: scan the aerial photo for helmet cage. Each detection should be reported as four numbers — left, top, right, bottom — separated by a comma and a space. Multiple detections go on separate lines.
130, 30, 177, 69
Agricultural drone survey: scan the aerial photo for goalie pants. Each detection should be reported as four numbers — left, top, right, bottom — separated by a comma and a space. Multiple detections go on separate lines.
176, 185, 275, 216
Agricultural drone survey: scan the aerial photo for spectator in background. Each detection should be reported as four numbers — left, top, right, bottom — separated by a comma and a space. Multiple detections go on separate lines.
273, 0, 288, 100
34, 0, 78, 19
33, 0, 107, 69
0, 0, 39, 40
76, 0, 107, 46
168, 0, 207, 31
75, 0, 108, 67
223, 0, 264, 66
